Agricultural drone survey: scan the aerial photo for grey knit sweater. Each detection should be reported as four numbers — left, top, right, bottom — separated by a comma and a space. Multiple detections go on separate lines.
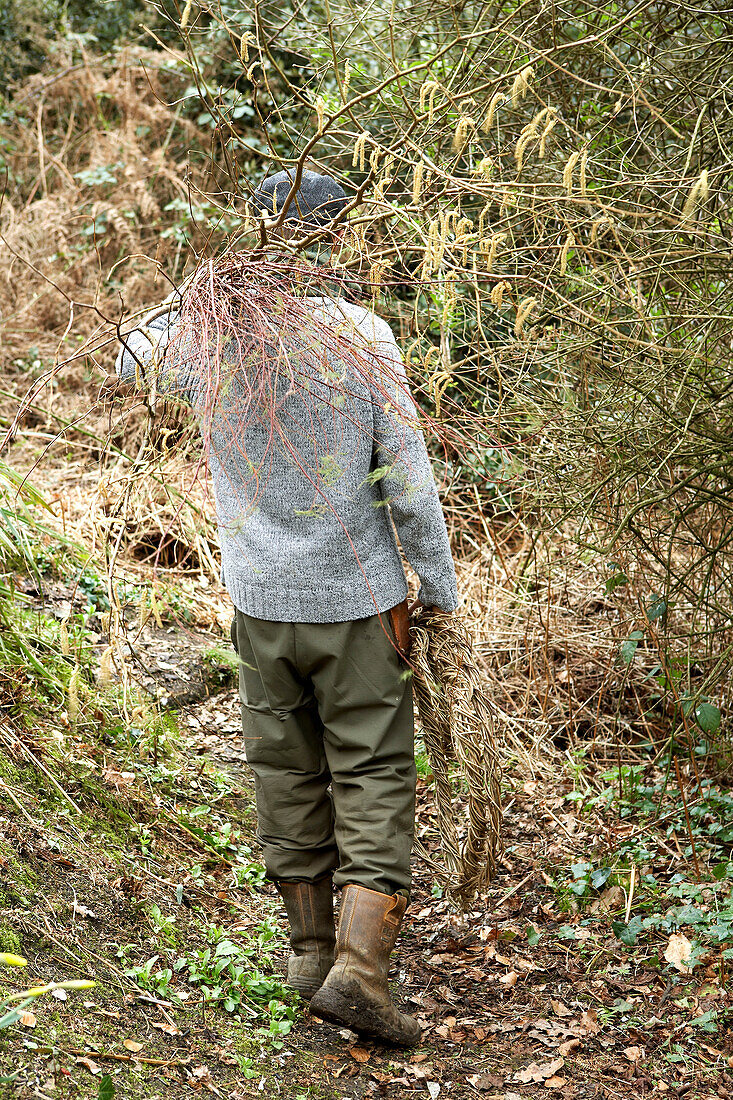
116, 296, 458, 622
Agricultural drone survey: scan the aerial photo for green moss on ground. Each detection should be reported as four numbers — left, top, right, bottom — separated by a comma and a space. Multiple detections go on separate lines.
0, 927, 21, 954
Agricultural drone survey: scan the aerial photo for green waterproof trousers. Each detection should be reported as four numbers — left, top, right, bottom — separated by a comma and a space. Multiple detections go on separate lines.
231, 609, 416, 896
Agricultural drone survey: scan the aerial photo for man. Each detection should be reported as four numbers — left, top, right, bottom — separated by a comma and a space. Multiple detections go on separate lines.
115, 169, 458, 1046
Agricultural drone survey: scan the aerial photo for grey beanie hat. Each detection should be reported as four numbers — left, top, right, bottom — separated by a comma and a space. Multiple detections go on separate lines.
253, 169, 347, 228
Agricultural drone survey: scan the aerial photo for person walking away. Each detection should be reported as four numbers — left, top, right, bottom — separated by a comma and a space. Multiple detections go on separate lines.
113, 169, 458, 1045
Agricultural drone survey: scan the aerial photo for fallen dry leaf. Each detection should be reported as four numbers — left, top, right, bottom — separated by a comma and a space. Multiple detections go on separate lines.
102, 767, 135, 789
624, 1046, 642, 1063
559, 1038, 581, 1057
499, 969, 518, 987
701, 1043, 726, 1059
123, 1039, 144, 1052
187, 1064, 219, 1092
467, 1074, 504, 1090
151, 1022, 181, 1035
515, 956, 536, 972
608, 1062, 631, 1077
73, 901, 98, 919
579, 1008, 599, 1035
75, 1057, 101, 1076
530, 1017, 577, 1040
551, 999, 573, 1017
591, 884, 625, 914
515, 1057, 564, 1084
404, 1064, 430, 1080
664, 933, 692, 974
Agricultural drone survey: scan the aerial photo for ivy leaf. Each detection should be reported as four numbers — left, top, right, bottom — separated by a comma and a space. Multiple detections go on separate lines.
98, 1077, 115, 1100
712, 861, 730, 882
695, 702, 721, 734
680, 691, 695, 716
526, 925, 541, 946
646, 593, 667, 622
620, 631, 644, 666
675, 905, 703, 925
590, 866, 612, 890
688, 1010, 718, 1032
612, 915, 644, 946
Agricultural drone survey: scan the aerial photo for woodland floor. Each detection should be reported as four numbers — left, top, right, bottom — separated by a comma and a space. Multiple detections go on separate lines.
1, 605, 732, 1100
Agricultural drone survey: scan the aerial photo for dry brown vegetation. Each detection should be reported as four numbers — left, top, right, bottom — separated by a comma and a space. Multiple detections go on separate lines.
1, 3, 733, 1095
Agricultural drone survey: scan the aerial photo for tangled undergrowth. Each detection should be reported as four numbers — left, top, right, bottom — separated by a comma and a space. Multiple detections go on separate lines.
1, 3, 733, 1092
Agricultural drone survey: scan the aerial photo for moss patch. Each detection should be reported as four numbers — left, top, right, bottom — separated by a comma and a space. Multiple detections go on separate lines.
0, 926, 22, 954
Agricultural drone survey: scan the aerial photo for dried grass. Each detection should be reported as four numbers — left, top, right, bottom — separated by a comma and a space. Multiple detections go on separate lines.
3, 2, 732, 805
0, 44, 202, 364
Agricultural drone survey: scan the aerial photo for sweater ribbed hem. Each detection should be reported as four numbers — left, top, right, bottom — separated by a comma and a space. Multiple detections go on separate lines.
224, 570, 409, 623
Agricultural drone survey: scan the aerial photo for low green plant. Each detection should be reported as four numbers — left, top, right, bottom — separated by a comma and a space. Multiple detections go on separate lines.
124, 954, 176, 1000
612, 876, 733, 958
415, 747, 433, 780
148, 903, 177, 947
554, 756, 733, 977
176, 922, 297, 1044
127, 710, 180, 764
161, 197, 244, 245
596, 997, 646, 1030
123, 922, 297, 1046
180, 808, 265, 882
202, 644, 238, 686
619, 614, 723, 742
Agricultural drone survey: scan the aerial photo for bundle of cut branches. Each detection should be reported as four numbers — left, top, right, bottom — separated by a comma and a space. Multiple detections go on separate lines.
410, 607, 503, 908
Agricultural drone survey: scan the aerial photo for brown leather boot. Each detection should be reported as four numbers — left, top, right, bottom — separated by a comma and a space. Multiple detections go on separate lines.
309, 884, 421, 1046
276, 875, 336, 1000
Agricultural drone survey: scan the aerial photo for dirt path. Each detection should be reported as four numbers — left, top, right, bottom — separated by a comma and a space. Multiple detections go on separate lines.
2, 631, 731, 1099
169, 688, 733, 1099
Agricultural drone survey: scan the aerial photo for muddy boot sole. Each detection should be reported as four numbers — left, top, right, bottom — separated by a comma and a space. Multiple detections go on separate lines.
310, 977, 421, 1047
